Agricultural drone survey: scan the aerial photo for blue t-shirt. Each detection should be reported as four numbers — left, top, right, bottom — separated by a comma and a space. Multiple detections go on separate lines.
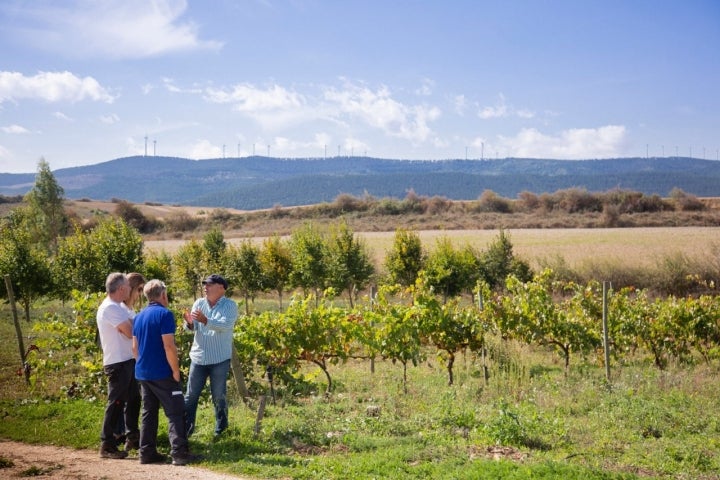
133, 302, 177, 381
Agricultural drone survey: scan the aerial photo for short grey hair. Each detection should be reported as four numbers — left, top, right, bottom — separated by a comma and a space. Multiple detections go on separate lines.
143, 279, 167, 302
105, 272, 128, 294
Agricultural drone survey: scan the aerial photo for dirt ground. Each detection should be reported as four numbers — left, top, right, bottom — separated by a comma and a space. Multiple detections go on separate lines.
0, 440, 250, 480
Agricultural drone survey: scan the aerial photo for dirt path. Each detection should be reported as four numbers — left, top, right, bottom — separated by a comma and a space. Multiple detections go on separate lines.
0, 440, 251, 480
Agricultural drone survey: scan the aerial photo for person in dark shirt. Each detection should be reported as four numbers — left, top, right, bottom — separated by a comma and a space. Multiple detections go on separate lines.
132, 279, 198, 466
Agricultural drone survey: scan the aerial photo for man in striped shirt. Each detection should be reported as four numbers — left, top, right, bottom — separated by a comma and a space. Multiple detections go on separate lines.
182, 274, 238, 437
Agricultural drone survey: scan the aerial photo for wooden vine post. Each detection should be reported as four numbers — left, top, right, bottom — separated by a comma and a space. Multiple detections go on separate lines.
602, 281, 611, 382
230, 347, 250, 404
4, 274, 29, 384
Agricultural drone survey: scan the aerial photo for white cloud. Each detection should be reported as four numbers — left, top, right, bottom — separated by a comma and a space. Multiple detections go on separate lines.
498, 125, 628, 159
10, 0, 222, 59
53, 111, 73, 122
323, 81, 439, 142
189, 139, 222, 159
204, 83, 305, 112
0, 71, 115, 104
1, 124, 29, 134
478, 93, 534, 120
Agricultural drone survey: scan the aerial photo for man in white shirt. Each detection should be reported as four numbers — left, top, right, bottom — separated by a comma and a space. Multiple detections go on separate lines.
97, 272, 139, 459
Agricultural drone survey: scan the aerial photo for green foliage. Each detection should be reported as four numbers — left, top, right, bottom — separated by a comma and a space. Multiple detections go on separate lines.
23, 158, 68, 252
289, 222, 328, 297
203, 227, 227, 274
325, 220, 375, 308
364, 285, 426, 392
497, 271, 602, 371
424, 236, 478, 302
225, 240, 264, 314
28, 291, 104, 399
0, 209, 52, 319
412, 276, 485, 385
143, 249, 173, 283
384, 228, 426, 287
53, 217, 144, 295
172, 239, 205, 298
259, 235, 292, 309
479, 230, 533, 288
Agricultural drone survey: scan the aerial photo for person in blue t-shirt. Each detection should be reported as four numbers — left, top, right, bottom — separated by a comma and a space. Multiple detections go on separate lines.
132, 279, 198, 466
182, 274, 238, 438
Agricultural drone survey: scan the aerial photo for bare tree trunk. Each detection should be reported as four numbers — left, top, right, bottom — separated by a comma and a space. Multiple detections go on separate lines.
5, 275, 29, 384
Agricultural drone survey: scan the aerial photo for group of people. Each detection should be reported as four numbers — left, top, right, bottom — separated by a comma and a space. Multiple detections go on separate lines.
96, 272, 238, 466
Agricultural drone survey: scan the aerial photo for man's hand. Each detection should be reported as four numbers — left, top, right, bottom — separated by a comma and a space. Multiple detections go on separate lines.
191, 309, 208, 325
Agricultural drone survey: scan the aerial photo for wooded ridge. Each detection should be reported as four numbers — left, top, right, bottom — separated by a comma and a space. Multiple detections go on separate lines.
1, 155, 719, 210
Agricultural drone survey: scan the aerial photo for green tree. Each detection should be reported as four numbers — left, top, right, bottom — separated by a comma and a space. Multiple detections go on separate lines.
479, 230, 532, 288
172, 239, 205, 299
0, 208, 53, 321
289, 222, 328, 300
53, 217, 144, 295
226, 240, 263, 314
144, 249, 173, 284
384, 228, 425, 287
424, 236, 478, 302
24, 158, 68, 252
326, 220, 375, 308
203, 227, 227, 274
260, 235, 292, 310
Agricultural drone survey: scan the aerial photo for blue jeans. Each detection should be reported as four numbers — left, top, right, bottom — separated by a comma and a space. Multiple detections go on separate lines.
184, 359, 230, 436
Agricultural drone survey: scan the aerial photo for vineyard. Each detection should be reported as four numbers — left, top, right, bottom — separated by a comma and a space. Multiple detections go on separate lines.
9, 270, 720, 479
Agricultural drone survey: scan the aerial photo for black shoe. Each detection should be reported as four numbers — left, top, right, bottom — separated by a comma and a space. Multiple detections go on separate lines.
171, 453, 202, 466
139, 451, 168, 464
100, 445, 128, 459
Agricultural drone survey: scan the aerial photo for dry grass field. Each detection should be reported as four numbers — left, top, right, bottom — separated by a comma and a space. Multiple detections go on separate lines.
8, 197, 712, 271
145, 226, 720, 272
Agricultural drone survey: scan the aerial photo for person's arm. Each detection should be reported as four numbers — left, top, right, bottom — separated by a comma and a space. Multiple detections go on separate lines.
132, 336, 138, 359
183, 309, 194, 331
117, 320, 133, 339
198, 298, 238, 332
162, 333, 180, 382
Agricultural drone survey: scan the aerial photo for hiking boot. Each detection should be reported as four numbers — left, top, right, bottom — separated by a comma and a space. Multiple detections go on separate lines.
100, 445, 128, 459
171, 453, 202, 466
139, 451, 168, 464
124, 433, 140, 452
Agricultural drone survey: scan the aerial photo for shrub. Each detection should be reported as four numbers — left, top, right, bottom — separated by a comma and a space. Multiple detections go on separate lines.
163, 212, 200, 232
670, 188, 706, 212
475, 190, 512, 213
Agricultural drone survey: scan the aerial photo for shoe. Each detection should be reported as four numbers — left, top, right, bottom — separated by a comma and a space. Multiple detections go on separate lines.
100, 445, 128, 459
124, 434, 139, 452
139, 451, 168, 464
171, 453, 202, 466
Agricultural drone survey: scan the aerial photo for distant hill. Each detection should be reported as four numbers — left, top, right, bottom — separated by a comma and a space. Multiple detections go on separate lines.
1, 156, 719, 210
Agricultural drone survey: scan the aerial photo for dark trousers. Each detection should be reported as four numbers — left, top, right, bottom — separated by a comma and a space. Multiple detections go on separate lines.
138, 377, 189, 458
101, 359, 140, 446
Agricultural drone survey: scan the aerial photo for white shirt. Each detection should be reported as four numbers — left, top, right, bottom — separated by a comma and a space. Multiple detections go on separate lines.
97, 297, 134, 366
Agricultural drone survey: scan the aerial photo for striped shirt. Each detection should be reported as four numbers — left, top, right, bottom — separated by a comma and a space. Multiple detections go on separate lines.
186, 296, 238, 365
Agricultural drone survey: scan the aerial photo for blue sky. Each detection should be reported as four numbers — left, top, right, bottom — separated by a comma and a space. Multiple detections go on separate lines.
0, 0, 718, 174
